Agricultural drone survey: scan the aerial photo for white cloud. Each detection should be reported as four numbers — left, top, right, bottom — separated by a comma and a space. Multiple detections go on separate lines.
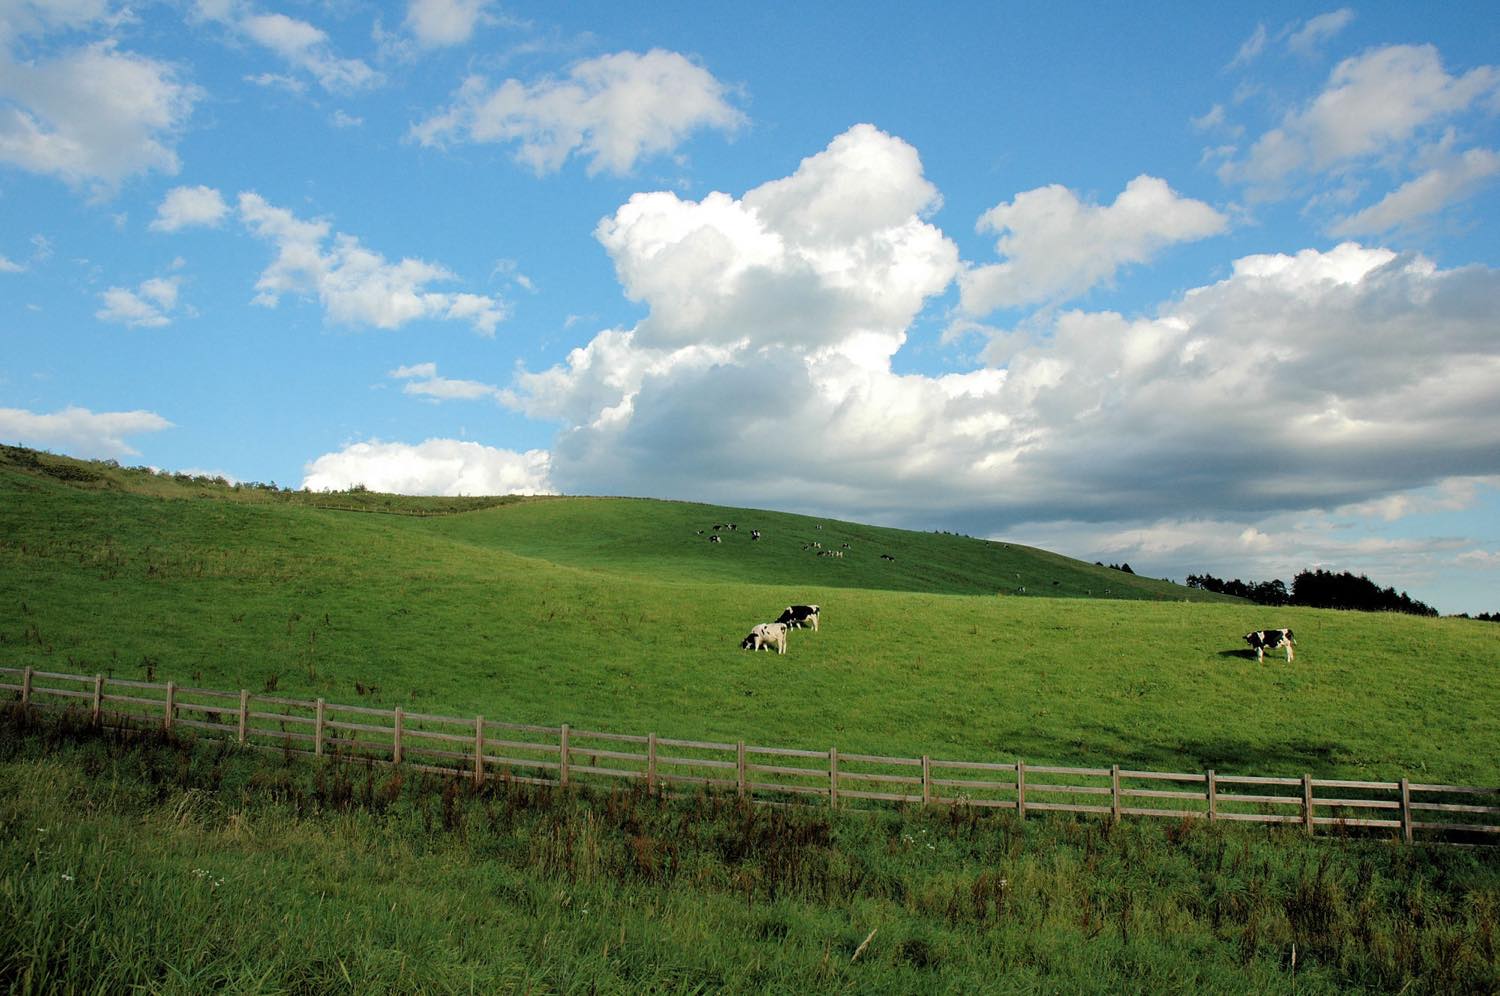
1329, 147, 1500, 235
958, 175, 1227, 314
0, 41, 199, 193
404, 0, 490, 48
96, 275, 181, 327
193, 3, 381, 94
0, 254, 22, 272
150, 184, 228, 231
412, 48, 745, 175
510, 130, 1500, 537
1286, 8, 1355, 56
1227, 24, 1267, 71
389, 362, 502, 401
237, 192, 507, 334
302, 438, 552, 495
0, 404, 172, 458
1228, 44, 1500, 193
0, 0, 116, 44
1014, 506, 1479, 602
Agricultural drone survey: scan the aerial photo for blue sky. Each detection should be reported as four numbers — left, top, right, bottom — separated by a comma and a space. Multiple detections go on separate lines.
3, 1, 1498, 614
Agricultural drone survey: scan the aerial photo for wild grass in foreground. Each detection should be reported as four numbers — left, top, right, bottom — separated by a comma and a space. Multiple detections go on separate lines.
2, 708, 1496, 994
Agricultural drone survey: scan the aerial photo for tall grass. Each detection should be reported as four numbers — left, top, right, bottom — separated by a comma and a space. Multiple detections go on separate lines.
2, 708, 1496, 993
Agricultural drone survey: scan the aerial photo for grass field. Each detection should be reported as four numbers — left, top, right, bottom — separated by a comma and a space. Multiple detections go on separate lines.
3, 445, 1499, 992
2, 446, 1496, 785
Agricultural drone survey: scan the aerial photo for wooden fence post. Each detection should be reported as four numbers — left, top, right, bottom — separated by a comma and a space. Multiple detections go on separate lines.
1017, 759, 1027, 819
474, 716, 485, 787
393, 707, 404, 765
829, 747, 839, 809
1111, 764, 1121, 823
314, 698, 325, 756
647, 732, 658, 794
1400, 777, 1413, 845
736, 740, 746, 799
1302, 772, 1314, 836
1206, 769, 1217, 822
21, 667, 32, 706
238, 690, 249, 744
164, 681, 176, 733
559, 724, 570, 788
92, 674, 104, 725
921, 755, 931, 806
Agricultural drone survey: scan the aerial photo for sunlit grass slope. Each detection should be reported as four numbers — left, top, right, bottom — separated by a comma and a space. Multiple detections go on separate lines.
2, 446, 1497, 784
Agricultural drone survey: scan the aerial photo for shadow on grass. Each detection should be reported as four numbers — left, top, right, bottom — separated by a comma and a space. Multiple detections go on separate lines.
1119, 736, 1349, 777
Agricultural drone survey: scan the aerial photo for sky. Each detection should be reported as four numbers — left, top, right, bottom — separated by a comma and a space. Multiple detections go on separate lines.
2, 1, 1499, 614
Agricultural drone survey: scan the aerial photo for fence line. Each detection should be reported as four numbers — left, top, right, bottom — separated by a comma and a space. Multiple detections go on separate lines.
4, 666, 1497, 844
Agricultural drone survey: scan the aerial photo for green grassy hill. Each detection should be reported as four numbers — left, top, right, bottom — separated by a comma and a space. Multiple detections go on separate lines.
2, 444, 1496, 784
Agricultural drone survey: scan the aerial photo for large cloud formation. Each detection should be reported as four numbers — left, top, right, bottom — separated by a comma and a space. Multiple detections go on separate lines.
505, 125, 1500, 541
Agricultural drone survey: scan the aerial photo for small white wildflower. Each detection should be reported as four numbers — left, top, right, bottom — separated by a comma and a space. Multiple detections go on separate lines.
60, 873, 74, 882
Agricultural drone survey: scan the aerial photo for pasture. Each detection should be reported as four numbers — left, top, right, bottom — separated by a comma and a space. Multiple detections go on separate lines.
1, 446, 1497, 787
3, 446, 1499, 992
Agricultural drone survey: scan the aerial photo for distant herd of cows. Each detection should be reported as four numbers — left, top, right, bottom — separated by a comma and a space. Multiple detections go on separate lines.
707, 520, 1301, 664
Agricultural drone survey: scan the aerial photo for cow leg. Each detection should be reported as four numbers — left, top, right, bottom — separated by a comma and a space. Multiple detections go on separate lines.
1256, 646, 1264, 663
1286, 643, 1294, 663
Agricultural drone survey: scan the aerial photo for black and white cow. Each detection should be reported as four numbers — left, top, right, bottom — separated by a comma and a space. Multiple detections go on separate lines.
775, 604, 820, 632
1244, 628, 1296, 663
740, 622, 789, 654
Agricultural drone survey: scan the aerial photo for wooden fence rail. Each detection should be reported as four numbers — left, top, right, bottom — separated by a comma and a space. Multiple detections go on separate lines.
4, 666, 1497, 844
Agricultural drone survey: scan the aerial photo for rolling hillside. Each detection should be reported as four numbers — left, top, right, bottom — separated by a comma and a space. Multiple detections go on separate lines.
2, 444, 1496, 784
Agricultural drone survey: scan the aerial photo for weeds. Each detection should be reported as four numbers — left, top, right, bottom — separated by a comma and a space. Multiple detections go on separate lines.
1, 707, 1495, 993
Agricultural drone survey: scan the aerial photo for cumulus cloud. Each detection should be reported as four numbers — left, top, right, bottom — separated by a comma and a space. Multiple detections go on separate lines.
1226, 44, 1500, 195
0, 41, 199, 193
958, 175, 1227, 314
150, 184, 228, 231
96, 275, 181, 327
0, 404, 172, 458
509, 128, 1500, 537
403, 0, 490, 48
412, 48, 744, 175
237, 192, 507, 334
1329, 147, 1500, 235
302, 438, 552, 495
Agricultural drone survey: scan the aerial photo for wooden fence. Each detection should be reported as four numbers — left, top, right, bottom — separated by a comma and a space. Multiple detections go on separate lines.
4, 666, 1497, 845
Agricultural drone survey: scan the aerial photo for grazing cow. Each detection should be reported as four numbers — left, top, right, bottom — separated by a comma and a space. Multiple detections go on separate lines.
1244, 628, 1296, 663
775, 604, 820, 632
751, 529, 761, 540
709, 534, 722, 543
740, 622, 789, 654
880, 553, 895, 561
